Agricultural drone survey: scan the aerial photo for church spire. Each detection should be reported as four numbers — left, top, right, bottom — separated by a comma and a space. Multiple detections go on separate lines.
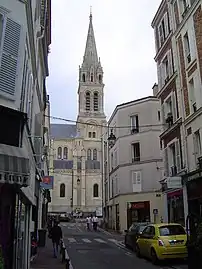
82, 9, 99, 67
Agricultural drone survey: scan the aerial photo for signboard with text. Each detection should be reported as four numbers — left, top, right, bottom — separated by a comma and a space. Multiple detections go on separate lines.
40, 176, 54, 189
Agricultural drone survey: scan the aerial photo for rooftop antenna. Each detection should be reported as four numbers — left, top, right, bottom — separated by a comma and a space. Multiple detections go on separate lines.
90, 6, 92, 19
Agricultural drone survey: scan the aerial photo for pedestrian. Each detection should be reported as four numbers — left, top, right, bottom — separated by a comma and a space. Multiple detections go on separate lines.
86, 215, 91, 230
92, 215, 98, 231
49, 221, 63, 258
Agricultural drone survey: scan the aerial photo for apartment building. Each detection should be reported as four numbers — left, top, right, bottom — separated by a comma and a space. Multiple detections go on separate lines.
104, 97, 164, 232
0, 1, 51, 268
152, 0, 202, 225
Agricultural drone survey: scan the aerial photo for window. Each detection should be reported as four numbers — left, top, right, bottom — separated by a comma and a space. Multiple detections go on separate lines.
93, 184, 99, 197
91, 73, 93, 82
111, 153, 114, 170
63, 147, 68, 159
93, 149, 97, 160
193, 130, 202, 159
114, 150, 117, 167
93, 92, 99, 111
57, 147, 62, 159
159, 225, 185, 236
130, 115, 139, 133
181, 0, 189, 17
163, 92, 177, 127
88, 132, 92, 138
158, 12, 170, 47
82, 73, 86, 82
132, 171, 141, 192
168, 139, 181, 175
132, 143, 140, 162
184, 32, 191, 64
86, 92, 91, 111
99, 74, 102, 83
60, 183, 65, 197
20, 49, 29, 112
159, 50, 174, 89
163, 55, 169, 82
188, 78, 197, 113
158, 111, 161, 121
93, 132, 96, 138
87, 149, 92, 160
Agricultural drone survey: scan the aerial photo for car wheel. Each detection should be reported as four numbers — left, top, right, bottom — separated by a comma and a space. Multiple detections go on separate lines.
136, 245, 141, 258
151, 248, 158, 265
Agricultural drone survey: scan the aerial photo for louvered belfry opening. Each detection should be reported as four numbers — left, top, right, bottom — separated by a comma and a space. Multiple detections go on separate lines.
93, 92, 98, 111
86, 92, 91, 111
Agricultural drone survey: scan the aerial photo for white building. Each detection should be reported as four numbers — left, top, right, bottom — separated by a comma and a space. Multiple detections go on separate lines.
104, 96, 164, 232
0, 0, 51, 268
49, 12, 107, 216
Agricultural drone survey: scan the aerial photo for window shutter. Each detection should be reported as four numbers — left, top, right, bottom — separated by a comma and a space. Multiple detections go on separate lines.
171, 91, 177, 122
163, 147, 169, 177
0, 18, 22, 96
164, 12, 169, 37
175, 139, 181, 173
161, 102, 166, 125
168, 49, 174, 77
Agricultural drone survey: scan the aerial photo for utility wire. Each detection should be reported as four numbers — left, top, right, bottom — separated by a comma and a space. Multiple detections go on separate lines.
44, 114, 164, 129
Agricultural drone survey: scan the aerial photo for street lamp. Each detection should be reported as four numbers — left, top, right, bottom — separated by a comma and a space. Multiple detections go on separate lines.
108, 129, 116, 148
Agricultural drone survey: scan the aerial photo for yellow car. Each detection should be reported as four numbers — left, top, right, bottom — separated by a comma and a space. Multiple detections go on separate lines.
136, 223, 188, 264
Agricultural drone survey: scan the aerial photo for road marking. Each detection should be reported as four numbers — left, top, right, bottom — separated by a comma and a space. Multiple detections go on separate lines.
82, 238, 91, 243
108, 239, 118, 243
94, 238, 106, 243
67, 237, 77, 243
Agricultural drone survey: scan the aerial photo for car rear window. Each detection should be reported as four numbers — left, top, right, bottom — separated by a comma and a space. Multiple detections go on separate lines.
159, 225, 186, 236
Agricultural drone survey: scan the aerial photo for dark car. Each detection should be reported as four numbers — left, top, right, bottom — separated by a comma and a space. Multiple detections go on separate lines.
124, 223, 149, 251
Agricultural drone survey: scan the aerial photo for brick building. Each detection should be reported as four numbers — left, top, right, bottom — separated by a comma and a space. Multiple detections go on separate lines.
152, 0, 202, 225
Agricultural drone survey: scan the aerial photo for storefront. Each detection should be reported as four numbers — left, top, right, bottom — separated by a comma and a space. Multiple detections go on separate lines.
167, 189, 185, 226
127, 201, 150, 229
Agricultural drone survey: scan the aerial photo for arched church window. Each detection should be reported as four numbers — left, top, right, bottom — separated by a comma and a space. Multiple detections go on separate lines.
60, 183, 65, 197
85, 92, 91, 111
99, 75, 102, 83
93, 92, 98, 111
91, 73, 93, 82
93, 184, 99, 197
87, 149, 92, 160
93, 149, 97, 160
93, 132, 96, 138
82, 74, 86, 82
57, 147, 62, 159
63, 147, 68, 159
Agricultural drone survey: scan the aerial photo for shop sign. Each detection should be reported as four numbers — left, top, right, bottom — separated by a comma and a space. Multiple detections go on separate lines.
167, 177, 182, 189
132, 202, 145, 209
40, 176, 54, 189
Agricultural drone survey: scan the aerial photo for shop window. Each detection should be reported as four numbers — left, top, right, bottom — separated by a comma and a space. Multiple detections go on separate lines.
93, 184, 99, 197
60, 184, 65, 197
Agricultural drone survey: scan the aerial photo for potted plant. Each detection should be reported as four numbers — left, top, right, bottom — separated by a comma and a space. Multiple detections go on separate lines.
0, 245, 4, 269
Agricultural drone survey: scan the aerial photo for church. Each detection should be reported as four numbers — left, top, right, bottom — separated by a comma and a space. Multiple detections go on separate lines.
49, 12, 107, 216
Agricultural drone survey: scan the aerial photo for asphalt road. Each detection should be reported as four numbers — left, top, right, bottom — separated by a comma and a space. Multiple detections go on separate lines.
61, 221, 188, 269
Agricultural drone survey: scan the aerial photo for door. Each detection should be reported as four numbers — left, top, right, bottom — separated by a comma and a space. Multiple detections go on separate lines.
144, 226, 156, 258
138, 226, 151, 256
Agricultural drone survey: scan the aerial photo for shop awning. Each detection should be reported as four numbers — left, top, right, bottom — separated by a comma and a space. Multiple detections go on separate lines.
0, 143, 30, 187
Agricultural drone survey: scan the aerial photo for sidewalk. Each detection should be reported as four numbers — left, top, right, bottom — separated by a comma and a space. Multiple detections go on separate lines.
30, 238, 65, 269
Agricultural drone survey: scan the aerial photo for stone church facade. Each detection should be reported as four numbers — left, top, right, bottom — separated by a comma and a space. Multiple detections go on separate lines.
49, 12, 106, 215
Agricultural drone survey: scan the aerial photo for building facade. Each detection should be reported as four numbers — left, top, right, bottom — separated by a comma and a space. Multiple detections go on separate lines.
104, 96, 164, 232
49, 12, 107, 216
0, 0, 51, 268
152, 0, 202, 225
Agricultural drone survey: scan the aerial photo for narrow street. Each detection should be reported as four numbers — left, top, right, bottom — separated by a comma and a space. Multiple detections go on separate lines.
61, 222, 187, 269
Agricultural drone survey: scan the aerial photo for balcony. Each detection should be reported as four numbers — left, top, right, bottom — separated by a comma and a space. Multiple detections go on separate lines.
166, 112, 174, 128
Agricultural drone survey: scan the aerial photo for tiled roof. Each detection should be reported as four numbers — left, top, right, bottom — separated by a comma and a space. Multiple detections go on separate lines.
50, 124, 77, 139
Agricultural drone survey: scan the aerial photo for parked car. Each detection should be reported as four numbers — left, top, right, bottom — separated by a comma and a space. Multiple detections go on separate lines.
136, 223, 188, 264
124, 223, 149, 251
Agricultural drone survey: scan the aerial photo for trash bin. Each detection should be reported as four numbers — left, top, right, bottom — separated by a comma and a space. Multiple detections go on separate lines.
38, 229, 47, 247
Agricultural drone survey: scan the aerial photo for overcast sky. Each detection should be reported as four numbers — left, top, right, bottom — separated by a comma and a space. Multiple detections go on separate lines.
47, 0, 162, 123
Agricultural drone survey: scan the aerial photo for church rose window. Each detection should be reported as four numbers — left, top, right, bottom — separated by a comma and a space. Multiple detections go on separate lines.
93, 92, 98, 111
93, 184, 99, 197
57, 147, 62, 159
60, 183, 65, 197
86, 92, 91, 111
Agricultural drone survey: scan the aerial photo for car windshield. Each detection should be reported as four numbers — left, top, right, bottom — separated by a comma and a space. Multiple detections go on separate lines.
159, 225, 186, 236
139, 225, 147, 232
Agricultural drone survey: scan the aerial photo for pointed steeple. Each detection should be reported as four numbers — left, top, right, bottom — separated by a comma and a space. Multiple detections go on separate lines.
82, 9, 99, 67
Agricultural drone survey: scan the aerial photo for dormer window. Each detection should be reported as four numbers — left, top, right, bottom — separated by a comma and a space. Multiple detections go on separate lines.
82, 74, 86, 82
91, 73, 93, 82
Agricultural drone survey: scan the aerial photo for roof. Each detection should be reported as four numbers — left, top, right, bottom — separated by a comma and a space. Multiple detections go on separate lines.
108, 96, 159, 125
50, 124, 77, 139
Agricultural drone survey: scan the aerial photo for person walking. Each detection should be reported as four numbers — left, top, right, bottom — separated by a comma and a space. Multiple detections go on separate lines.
49, 221, 63, 258
86, 215, 91, 230
92, 215, 98, 231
